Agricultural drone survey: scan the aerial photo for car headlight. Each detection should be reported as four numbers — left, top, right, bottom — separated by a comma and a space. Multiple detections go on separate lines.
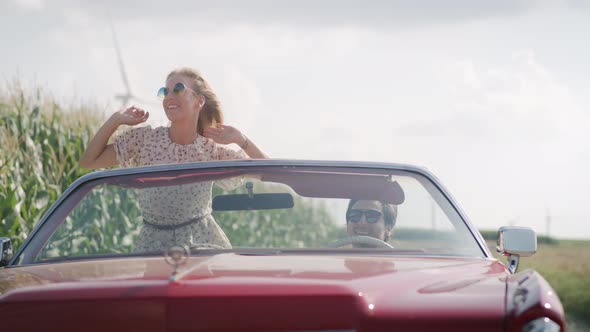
523, 317, 560, 332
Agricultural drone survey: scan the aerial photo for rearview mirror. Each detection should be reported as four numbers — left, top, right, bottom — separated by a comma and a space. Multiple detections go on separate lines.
213, 193, 294, 211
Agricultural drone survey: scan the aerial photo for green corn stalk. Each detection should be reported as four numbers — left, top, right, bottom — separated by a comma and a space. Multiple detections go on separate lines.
0, 82, 103, 250
1, 81, 342, 257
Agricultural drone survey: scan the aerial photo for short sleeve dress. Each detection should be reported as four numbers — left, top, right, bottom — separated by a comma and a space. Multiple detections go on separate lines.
113, 126, 247, 252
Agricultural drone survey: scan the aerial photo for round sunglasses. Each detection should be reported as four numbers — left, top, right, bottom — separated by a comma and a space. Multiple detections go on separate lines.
157, 82, 198, 100
346, 209, 383, 224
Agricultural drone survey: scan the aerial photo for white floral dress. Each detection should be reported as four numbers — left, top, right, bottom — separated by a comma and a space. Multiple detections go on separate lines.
113, 125, 246, 252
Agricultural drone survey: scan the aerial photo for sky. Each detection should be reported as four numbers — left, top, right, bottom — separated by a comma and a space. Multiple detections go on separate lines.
1, 0, 589, 239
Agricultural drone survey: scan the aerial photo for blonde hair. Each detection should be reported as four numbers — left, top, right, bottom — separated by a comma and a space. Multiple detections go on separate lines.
166, 67, 223, 135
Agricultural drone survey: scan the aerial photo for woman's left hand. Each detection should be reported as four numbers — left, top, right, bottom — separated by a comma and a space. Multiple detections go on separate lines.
203, 124, 244, 145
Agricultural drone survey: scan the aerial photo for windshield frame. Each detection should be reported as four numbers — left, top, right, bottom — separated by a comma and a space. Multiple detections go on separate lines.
11, 160, 492, 266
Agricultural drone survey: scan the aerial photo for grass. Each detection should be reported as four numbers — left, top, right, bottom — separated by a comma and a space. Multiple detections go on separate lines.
487, 239, 590, 328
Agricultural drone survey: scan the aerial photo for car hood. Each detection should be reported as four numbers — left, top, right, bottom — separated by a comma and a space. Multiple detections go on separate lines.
0, 254, 509, 331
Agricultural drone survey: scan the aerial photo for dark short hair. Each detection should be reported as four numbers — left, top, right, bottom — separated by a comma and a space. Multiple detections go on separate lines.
346, 200, 397, 227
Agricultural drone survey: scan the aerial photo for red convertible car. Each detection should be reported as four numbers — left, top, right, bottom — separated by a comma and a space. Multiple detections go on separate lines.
0, 160, 564, 331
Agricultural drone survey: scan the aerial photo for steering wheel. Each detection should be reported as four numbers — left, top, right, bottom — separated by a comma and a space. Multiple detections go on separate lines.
328, 235, 394, 249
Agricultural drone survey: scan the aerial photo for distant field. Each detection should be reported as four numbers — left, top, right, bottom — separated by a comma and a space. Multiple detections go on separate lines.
487, 239, 590, 328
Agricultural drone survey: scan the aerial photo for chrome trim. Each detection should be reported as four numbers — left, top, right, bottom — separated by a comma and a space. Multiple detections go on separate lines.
497, 226, 537, 273
523, 317, 560, 332
497, 226, 537, 257
165, 245, 190, 280
506, 254, 520, 274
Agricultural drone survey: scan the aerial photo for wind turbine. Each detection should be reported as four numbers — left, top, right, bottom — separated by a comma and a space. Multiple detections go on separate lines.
109, 17, 155, 109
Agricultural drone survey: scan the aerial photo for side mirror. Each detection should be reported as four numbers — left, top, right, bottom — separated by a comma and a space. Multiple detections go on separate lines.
0, 237, 13, 267
496, 226, 537, 273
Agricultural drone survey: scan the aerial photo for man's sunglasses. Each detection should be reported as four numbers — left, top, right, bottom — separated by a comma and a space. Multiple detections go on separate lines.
157, 82, 197, 99
346, 209, 383, 224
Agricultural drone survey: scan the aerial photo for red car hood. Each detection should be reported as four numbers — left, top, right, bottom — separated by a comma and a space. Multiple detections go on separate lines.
0, 254, 509, 331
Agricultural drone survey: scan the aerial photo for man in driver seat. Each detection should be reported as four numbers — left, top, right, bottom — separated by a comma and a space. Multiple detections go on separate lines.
345, 200, 397, 247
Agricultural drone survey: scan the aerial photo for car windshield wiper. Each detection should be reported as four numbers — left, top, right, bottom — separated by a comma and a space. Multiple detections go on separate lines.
229, 248, 426, 256
34, 253, 129, 264
32, 250, 185, 264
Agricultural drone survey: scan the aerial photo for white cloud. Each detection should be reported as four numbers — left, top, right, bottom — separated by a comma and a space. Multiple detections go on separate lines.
11, 0, 44, 11
418, 52, 590, 238
56, 0, 540, 30
428, 51, 586, 142
218, 65, 262, 131
60, 6, 94, 28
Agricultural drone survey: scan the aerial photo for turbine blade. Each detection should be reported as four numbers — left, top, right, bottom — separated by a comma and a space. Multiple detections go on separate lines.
109, 16, 132, 95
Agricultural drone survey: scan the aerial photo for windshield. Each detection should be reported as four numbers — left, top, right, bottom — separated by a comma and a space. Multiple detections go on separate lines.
17, 166, 484, 264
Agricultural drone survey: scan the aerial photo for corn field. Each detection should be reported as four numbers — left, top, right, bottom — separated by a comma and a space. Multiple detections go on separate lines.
0, 83, 102, 249
0, 83, 341, 254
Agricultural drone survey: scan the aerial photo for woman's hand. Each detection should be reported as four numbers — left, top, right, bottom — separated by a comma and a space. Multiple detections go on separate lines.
80, 106, 148, 169
203, 124, 245, 146
111, 106, 149, 126
204, 124, 268, 158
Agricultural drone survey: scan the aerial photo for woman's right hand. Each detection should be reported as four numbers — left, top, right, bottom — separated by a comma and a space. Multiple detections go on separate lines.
80, 106, 148, 169
111, 106, 150, 126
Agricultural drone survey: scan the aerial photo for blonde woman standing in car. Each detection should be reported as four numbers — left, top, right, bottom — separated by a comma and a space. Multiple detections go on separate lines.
80, 67, 268, 252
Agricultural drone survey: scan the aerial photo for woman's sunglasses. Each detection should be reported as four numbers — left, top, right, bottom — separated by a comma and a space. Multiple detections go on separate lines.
157, 82, 197, 100
346, 209, 383, 224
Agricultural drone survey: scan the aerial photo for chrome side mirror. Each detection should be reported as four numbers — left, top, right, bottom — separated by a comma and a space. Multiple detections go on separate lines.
0, 237, 13, 267
496, 226, 537, 273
